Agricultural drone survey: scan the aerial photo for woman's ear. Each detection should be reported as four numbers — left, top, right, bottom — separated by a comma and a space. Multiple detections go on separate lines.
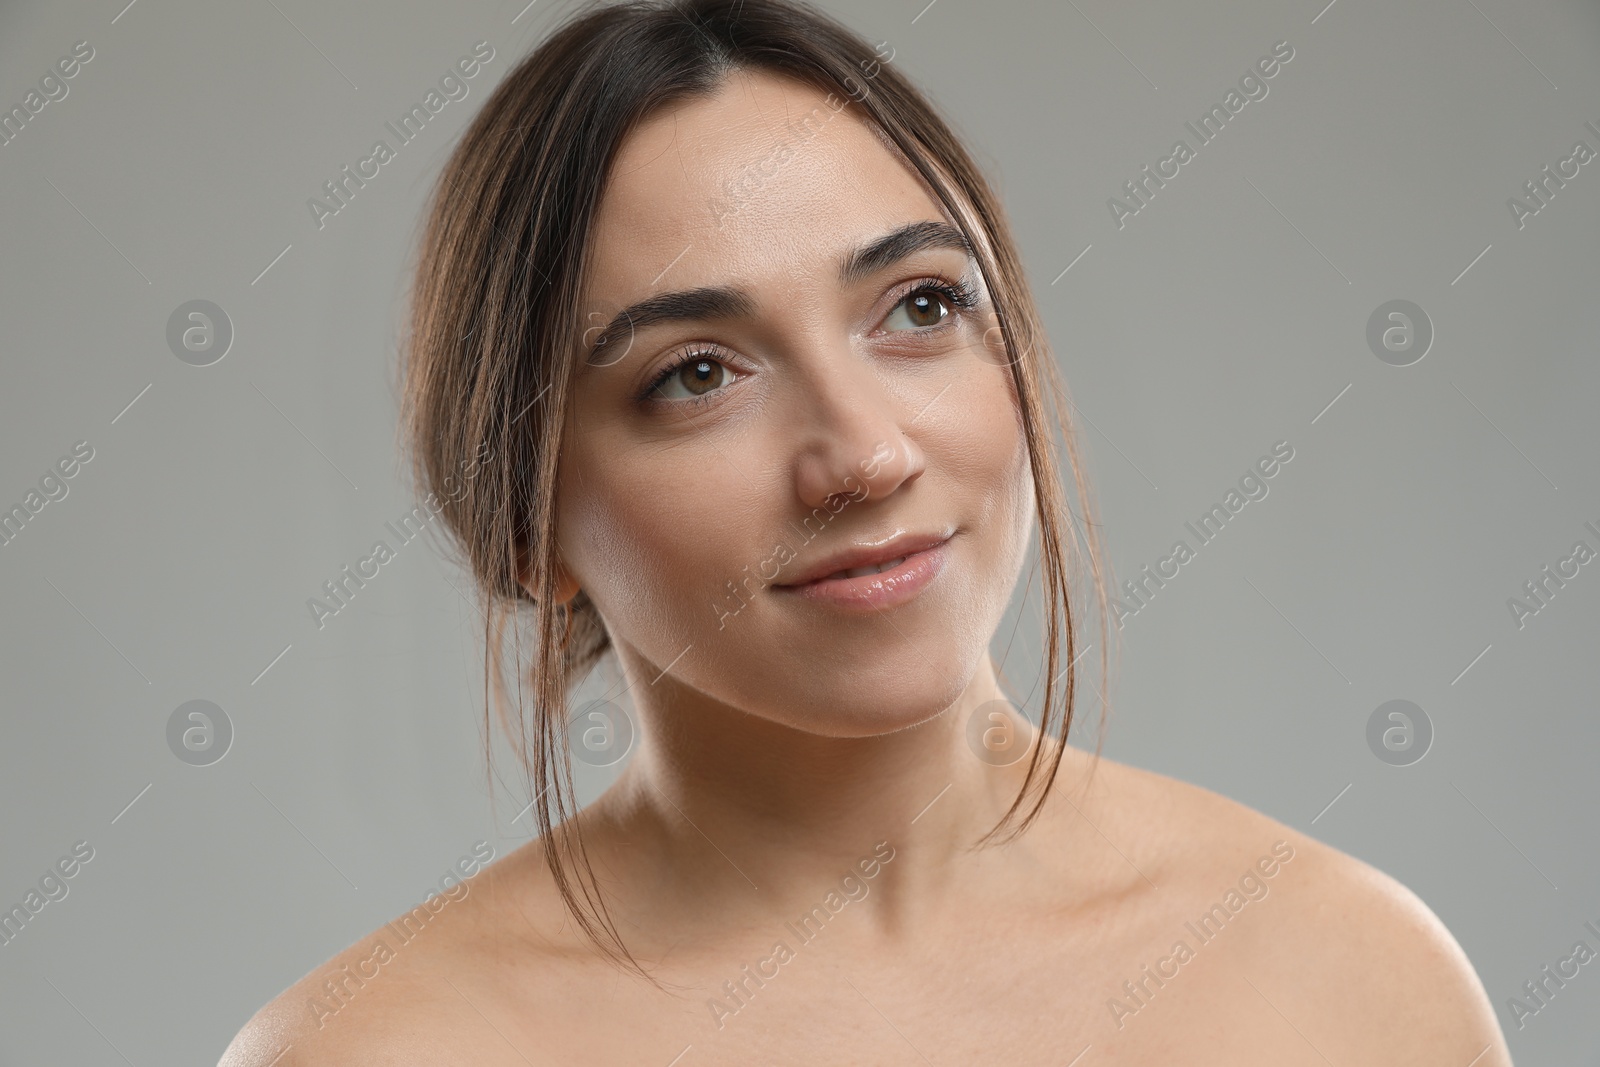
515, 540, 581, 606
552, 553, 580, 605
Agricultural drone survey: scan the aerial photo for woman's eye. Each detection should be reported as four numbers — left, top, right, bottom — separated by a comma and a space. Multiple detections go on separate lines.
649, 356, 731, 402
882, 288, 954, 332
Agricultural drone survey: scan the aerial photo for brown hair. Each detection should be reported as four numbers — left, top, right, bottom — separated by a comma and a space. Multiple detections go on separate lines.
398, 0, 1111, 975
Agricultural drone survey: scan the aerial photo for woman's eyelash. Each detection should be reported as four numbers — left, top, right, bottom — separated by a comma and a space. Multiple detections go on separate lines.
899, 276, 982, 316
639, 348, 728, 405
637, 277, 983, 405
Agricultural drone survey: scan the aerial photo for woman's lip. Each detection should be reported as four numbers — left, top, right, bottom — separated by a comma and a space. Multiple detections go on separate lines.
774, 537, 951, 611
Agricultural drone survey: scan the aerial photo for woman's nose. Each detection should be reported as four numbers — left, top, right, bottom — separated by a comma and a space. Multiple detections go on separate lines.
789, 353, 926, 512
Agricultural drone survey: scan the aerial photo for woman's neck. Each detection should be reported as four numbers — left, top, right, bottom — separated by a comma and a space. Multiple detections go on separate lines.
575, 646, 1066, 952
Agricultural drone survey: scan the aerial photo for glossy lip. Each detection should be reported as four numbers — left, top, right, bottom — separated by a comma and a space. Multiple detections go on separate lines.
774, 529, 955, 612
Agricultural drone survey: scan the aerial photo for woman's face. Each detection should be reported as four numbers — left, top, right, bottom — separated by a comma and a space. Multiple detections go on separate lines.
553, 70, 1034, 737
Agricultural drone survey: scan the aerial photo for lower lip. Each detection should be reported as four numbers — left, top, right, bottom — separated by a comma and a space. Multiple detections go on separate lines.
775, 539, 951, 612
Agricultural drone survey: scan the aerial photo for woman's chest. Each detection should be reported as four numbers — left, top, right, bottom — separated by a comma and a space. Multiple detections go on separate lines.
452, 928, 1338, 1065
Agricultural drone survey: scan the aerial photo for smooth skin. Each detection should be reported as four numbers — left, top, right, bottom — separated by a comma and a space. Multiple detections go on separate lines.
221, 71, 1511, 1065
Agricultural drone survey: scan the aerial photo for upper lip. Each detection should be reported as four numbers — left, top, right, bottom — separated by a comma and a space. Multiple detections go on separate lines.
776, 529, 954, 586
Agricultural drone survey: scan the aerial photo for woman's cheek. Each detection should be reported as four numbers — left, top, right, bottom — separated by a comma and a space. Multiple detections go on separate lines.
956, 362, 1032, 562
939, 361, 1024, 489
569, 450, 756, 636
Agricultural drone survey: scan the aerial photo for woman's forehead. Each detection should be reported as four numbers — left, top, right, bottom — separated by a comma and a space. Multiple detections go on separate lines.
583, 71, 948, 304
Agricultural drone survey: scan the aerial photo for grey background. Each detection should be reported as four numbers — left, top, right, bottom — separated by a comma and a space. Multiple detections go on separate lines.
1, 0, 1596, 1062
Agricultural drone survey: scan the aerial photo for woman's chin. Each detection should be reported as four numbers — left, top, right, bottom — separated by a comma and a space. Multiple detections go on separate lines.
761, 678, 975, 740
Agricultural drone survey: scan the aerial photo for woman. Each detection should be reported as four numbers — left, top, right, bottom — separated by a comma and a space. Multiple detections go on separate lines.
223, 0, 1510, 1062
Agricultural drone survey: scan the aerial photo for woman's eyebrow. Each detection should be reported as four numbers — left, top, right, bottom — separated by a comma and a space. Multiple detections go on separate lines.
585, 219, 973, 365
586, 286, 757, 365
838, 219, 972, 286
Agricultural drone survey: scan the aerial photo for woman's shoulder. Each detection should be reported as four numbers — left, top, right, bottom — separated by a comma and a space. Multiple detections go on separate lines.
1060, 749, 1509, 1061
216, 845, 560, 1066
215, 912, 474, 1066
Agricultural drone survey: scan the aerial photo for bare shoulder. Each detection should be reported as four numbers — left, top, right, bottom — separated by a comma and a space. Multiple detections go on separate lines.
217, 844, 560, 1067
1062, 749, 1512, 1063
215, 915, 469, 1066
